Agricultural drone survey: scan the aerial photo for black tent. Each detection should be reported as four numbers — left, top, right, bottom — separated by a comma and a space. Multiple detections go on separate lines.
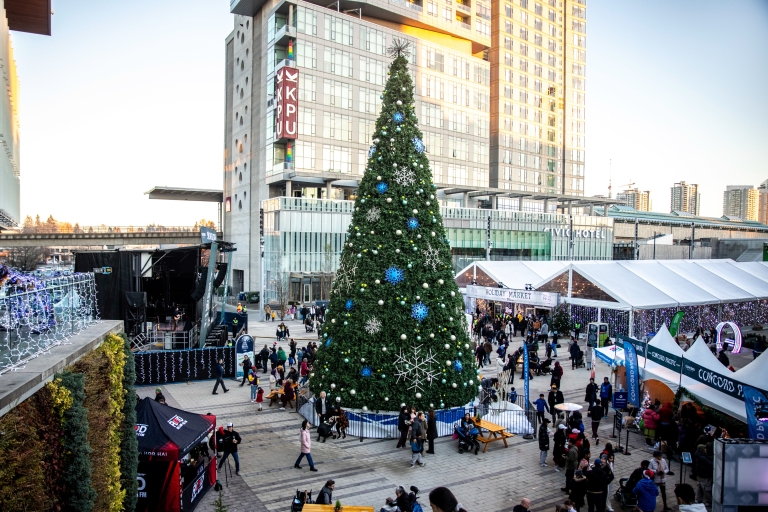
135, 398, 216, 512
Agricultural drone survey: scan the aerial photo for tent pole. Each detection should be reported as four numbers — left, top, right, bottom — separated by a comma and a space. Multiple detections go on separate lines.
597, 307, 602, 323
628, 309, 634, 338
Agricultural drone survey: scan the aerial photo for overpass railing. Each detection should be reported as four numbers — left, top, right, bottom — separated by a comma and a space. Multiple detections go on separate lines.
0, 268, 99, 374
4, 225, 211, 235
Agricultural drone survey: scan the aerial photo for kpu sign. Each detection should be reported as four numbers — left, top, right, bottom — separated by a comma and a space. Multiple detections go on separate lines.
275, 67, 299, 140
464, 284, 558, 307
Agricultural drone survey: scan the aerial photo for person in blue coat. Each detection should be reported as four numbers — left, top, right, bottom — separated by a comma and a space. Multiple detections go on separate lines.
534, 393, 550, 424
599, 377, 613, 418
633, 470, 660, 512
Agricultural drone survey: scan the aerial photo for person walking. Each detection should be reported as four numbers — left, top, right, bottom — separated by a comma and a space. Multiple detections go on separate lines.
259, 344, 270, 374
239, 354, 252, 386
675, 483, 707, 512
534, 393, 551, 424
574, 321, 582, 340
410, 411, 427, 468
585, 341, 594, 371
570, 339, 581, 370
396, 405, 410, 449
551, 361, 564, 389
649, 450, 671, 511
294, 419, 319, 471
601, 453, 615, 512
585, 458, 608, 512
632, 470, 660, 512
476, 343, 486, 368
539, 418, 551, 467
426, 409, 438, 454
218, 422, 241, 475
212, 358, 229, 394
589, 402, 603, 444
549, 384, 565, 423
599, 377, 612, 418
585, 378, 598, 408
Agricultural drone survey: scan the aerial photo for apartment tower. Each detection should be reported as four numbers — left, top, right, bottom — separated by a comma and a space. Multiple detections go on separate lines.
670, 181, 700, 215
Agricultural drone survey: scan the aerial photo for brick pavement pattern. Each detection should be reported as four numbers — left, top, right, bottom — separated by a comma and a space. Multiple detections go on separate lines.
142, 318, 683, 512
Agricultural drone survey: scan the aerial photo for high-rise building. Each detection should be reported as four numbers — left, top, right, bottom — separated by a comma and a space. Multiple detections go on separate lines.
0, 2, 51, 230
616, 188, 651, 212
224, 0, 595, 296
723, 185, 759, 221
670, 181, 700, 215
757, 180, 768, 224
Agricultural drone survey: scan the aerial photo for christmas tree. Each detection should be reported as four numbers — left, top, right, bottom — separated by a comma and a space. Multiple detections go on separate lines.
309, 40, 477, 411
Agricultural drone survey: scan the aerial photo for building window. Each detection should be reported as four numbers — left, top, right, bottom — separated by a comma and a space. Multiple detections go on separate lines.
324, 47, 353, 77
421, 74, 444, 100
449, 109, 469, 133
298, 107, 316, 136
472, 166, 488, 187
358, 87, 382, 114
324, 15, 353, 45
296, 41, 317, 69
448, 136, 469, 160
359, 118, 376, 144
423, 46, 445, 72
294, 141, 316, 170
322, 112, 352, 141
478, 3, 491, 19
421, 102, 444, 128
323, 79, 352, 109
447, 163, 468, 186
424, 131, 444, 156
503, 85, 513, 99
473, 90, 489, 111
428, 0, 439, 16
473, 142, 489, 164
359, 56, 386, 85
476, 20, 490, 37
299, 74, 316, 102
322, 145, 352, 173
442, 6, 452, 22
360, 26, 386, 54
505, 3, 513, 17
297, 6, 317, 35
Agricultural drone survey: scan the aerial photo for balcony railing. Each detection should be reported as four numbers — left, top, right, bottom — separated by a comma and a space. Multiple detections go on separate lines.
389, 0, 423, 12
458, 21, 471, 30
456, 3, 471, 13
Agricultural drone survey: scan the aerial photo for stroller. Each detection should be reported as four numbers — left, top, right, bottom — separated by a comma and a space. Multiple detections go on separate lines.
317, 418, 336, 442
573, 349, 586, 369
537, 357, 553, 375
613, 478, 638, 510
454, 422, 481, 455
291, 489, 312, 511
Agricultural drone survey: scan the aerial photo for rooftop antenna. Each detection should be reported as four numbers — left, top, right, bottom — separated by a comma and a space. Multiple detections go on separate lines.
608, 159, 612, 199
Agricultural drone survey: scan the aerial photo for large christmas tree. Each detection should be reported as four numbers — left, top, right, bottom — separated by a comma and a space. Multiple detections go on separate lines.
310, 40, 477, 411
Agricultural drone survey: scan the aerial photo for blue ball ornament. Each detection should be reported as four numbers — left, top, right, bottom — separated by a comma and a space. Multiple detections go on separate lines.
325, 337, 332, 347
361, 366, 373, 377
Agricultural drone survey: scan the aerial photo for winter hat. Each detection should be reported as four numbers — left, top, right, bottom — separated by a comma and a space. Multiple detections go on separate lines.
653, 450, 663, 458
227, 422, 233, 427
644, 470, 655, 479
429, 487, 461, 512
155, 387, 162, 393
593, 458, 602, 465
558, 424, 567, 429
575, 470, 583, 477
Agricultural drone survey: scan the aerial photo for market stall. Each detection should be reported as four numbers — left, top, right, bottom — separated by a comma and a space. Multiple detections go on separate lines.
135, 398, 216, 512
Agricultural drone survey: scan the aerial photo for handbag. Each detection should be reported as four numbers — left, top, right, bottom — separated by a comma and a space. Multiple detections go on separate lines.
452, 432, 459, 440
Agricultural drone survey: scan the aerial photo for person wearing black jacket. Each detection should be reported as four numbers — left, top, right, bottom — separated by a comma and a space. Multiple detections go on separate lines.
539, 418, 551, 467
212, 358, 228, 394
694, 444, 713, 505
570, 339, 581, 369
426, 409, 438, 454
259, 345, 270, 373
585, 459, 608, 512
549, 384, 565, 423
239, 355, 252, 386
624, 460, 650, 497
396, 405, 410, 449
589, 403, 604, 443
218, 422, 242, 475
585, 378, 598, 408
315, 391, 330, 425
317, 480, 335, 505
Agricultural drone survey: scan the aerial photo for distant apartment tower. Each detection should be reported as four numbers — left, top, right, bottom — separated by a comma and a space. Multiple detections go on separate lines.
723, 185, 759, 221
758, 180, 768, 224
616, 188, 651, 211
670, 181, 700, 215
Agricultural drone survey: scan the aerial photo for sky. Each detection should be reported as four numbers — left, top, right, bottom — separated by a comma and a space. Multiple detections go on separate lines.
10, 0, 768, 225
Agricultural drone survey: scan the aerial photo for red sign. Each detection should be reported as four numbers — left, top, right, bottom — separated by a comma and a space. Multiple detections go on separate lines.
275, 67, 299, 140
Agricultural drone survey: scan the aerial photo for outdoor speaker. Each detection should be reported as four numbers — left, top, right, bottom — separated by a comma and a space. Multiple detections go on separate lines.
190, 272, 208, 301
212, 263, 228, 289
125, 292, 147, 308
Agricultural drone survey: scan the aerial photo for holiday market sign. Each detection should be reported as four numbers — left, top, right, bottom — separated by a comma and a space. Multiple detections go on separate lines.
309, 40, 477, 411
465, 285, 558, 308
275, 66, 298, 140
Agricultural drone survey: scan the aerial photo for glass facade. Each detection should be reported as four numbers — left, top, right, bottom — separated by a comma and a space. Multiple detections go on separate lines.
261, 197, 613, 304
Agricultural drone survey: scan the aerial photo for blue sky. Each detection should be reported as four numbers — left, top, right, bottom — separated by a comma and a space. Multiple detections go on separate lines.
10, 0, 768, 225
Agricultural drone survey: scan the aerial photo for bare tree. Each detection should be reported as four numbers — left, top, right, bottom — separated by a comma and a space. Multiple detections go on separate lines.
3, 246, 45, 271
272, 248, 291, 321
319, 243, 335, 301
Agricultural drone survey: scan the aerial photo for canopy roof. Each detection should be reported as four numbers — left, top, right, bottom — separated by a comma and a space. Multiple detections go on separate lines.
457, 260, 768, 310
733, 353, 768, 391
648, 324, 685, 357
135, 398, 215, 461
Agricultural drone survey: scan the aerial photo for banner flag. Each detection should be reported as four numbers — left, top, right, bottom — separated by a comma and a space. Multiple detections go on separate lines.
669, 312, 685, 337
523, 342, 530, 412
624, 341, 641, 407
742, 385, 768, 440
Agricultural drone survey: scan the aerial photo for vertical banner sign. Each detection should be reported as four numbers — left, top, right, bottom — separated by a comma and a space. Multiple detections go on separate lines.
199, 242, 219, 347
523, 342, 530, 412
669, 312, 685, 337
624, 341, 641, 407
742, 385, 768, 440
275, 67, 299, 139
235, 334, 255, 380
219, 250, 233, 325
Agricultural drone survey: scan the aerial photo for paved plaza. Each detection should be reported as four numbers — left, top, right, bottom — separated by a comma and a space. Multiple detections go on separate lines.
138, 318, 728, 512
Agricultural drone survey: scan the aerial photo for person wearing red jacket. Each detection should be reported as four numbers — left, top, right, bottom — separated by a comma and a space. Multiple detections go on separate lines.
642, 408, 660, 446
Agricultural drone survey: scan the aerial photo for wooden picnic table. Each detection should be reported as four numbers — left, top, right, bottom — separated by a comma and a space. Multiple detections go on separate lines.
266, 382, 299, 407
301, 506, 374, 512
473, 418, 515, 453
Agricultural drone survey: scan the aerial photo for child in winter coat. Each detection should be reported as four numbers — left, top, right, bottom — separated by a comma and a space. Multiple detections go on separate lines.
255, 387, 264, 411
